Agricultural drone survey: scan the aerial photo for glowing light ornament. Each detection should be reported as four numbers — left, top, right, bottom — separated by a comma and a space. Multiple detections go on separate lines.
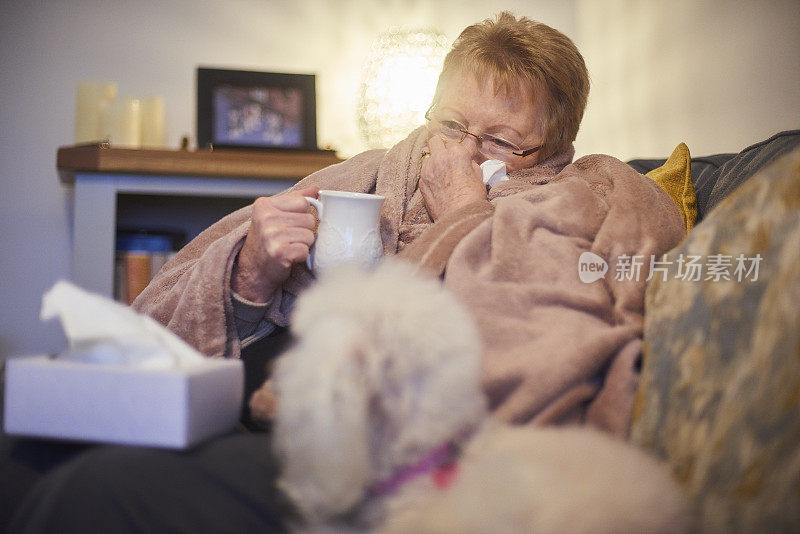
357, 29, 449, 149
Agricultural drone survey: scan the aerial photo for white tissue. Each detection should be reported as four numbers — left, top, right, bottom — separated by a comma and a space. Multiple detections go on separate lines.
41, 281, 205, 369
480, 159, 509, 187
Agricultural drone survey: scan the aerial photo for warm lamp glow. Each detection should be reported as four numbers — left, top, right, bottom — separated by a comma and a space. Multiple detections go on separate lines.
357, 29, 449, 149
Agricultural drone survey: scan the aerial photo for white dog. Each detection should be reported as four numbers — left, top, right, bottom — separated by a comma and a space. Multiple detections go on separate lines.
271, 260, 690, 533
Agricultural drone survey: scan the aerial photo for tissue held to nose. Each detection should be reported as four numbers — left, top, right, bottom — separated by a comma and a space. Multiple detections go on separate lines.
480, 159, 508, 187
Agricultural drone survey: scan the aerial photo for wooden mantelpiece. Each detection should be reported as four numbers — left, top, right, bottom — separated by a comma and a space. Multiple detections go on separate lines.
58, 144, 343, 299
57, 144, 343, 182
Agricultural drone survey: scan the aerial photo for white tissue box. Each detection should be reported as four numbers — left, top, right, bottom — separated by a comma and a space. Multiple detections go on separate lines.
3, 355, 244, 449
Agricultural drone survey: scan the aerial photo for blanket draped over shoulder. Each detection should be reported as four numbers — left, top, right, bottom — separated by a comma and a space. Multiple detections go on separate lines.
134, 127, 685, 437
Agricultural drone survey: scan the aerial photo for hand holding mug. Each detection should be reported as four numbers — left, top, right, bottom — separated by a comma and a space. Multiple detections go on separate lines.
232, 186, 320, 303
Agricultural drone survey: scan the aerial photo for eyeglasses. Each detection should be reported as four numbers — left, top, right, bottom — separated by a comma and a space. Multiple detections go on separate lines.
425, 108, 543, 163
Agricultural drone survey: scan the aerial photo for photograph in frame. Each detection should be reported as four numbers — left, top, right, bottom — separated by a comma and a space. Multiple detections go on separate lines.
197, 67, 318, 151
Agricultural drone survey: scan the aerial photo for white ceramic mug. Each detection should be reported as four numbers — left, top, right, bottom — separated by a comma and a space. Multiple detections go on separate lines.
304, 190, 385, 275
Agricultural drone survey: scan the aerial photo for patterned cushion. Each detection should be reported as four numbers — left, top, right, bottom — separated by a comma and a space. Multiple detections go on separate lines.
631, 146, 800, 532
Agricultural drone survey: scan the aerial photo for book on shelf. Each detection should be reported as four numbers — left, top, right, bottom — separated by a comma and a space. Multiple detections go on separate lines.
115, 230, 185, 304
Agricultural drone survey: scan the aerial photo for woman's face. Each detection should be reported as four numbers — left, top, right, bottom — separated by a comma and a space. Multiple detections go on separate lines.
431, 69, 548, 172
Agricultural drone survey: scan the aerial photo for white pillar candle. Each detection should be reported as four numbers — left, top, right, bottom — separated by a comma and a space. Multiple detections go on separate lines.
74, 81, 118, 144
140, 95, 165, 148
99, 97, 141, 148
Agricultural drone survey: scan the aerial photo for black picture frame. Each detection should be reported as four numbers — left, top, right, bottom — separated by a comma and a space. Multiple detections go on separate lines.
197, 67, 318, 151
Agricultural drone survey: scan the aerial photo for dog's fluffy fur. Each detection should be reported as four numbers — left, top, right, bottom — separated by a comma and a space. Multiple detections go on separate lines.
380, 422, 691, 534
272, 260, 690, 533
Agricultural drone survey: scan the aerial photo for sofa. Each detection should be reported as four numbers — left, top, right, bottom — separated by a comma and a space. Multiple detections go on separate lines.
626, 129, 800, 532
237, 129, 800, 532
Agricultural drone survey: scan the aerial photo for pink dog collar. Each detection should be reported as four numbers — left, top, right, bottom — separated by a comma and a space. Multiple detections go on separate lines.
367, 442, 459, 497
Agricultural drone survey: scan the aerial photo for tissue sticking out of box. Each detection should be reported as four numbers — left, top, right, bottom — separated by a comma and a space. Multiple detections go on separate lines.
41, 280, 205, 369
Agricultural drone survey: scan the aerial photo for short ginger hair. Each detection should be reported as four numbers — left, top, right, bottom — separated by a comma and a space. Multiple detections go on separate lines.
434, 12, 589, 161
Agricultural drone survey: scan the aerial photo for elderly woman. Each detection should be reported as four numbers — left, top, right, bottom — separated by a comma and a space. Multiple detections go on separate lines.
8, 12, 683, 532
134, 12, 682, 429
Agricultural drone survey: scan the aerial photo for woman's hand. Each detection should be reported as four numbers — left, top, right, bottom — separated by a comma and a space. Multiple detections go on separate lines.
419, 136, 487, 221
232, 186, 320, 303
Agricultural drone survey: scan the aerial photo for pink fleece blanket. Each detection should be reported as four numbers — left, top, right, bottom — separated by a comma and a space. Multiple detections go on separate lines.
134, 127, 684, 436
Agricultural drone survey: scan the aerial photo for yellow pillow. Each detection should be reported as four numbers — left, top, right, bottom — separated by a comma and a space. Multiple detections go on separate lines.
646, 143, 698, 233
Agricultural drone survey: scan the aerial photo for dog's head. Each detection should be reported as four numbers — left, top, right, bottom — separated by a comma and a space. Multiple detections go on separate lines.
272, 260, 486, 522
